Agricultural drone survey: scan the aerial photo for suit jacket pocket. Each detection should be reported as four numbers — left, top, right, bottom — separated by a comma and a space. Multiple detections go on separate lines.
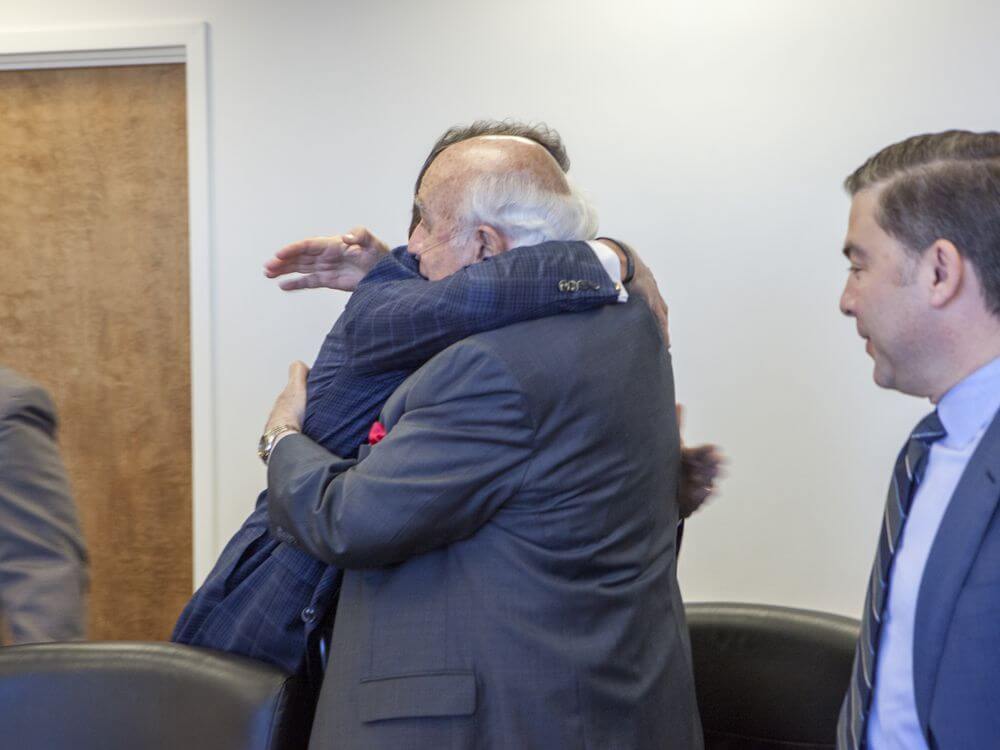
221, 517, 273, 594
359, 671, 476, 723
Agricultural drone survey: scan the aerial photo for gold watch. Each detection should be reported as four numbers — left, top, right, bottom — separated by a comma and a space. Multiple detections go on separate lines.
257, 424, 299, 464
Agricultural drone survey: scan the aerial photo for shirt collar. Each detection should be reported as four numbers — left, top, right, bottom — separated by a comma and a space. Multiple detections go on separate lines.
937, 355, 1000, 448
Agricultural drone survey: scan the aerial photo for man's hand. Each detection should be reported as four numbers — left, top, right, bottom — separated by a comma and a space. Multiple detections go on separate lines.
264, 226, 390, 292
264, 361, 310, 439
676, 405, 724, 519
630, 251, 670, 348
596, 239, 670, 346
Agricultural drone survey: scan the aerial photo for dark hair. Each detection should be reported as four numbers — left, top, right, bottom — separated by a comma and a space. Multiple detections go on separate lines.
409, 120, 570, 236
845, 129, 1000, 315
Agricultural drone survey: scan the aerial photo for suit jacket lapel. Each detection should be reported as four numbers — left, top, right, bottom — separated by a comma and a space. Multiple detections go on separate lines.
913, 410, 1000, 734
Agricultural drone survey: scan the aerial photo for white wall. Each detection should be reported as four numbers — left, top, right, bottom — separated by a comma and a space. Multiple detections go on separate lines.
3, 0, 998, 618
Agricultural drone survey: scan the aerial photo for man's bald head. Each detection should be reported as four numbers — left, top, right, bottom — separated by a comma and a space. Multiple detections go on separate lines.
409, 127, 597, 280
409, 120, 571, 237
419, 135, 571, 221
439, 135, 569, 190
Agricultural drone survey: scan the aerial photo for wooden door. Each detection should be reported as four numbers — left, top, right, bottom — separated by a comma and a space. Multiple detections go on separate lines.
0, 64, 192, 640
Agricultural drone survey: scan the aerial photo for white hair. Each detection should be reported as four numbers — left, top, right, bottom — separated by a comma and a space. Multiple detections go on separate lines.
457, 170, 599, 247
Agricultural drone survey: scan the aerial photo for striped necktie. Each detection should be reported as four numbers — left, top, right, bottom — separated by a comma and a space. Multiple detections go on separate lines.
837, 410, 946, 750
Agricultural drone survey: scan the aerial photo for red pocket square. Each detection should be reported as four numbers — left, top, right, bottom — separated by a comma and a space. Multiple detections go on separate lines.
368, 420, 387, 445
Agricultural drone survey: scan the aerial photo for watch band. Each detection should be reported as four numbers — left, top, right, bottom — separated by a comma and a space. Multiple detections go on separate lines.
595, 236, 635, 284
258, 424, 299, 464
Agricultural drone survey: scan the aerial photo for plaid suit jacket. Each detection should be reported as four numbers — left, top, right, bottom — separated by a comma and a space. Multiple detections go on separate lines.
172, 243, 616, 687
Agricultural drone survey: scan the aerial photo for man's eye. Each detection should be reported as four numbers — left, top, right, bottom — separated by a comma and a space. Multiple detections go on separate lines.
848, 265, 862, 275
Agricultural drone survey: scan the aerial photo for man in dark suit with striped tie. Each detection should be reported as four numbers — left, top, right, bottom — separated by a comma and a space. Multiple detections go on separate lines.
837, 130, 1000, 749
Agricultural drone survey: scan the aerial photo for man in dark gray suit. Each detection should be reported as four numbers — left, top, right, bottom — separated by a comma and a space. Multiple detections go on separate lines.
0, 368, 88, 644
263, 136, 702, 749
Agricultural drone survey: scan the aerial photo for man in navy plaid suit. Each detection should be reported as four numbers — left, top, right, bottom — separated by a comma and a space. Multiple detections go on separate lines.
172, 232, 624, 684
173, 122, 723, 692
174, 123, 720, 702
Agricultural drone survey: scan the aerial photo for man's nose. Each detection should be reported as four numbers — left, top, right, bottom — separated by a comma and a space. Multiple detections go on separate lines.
839, 285, 855, 317
407, 234, 424, 256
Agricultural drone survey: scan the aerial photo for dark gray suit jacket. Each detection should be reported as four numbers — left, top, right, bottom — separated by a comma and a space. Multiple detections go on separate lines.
268, 299, 703, 749
0, 368, 88, 643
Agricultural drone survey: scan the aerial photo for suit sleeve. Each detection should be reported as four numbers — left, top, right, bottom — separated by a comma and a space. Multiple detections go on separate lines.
343, 240, 616, 375
268, 339, 535, 568
0, 385, 88, 643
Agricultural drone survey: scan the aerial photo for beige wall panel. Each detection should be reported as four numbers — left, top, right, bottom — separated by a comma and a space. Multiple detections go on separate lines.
0, 64, 191, 640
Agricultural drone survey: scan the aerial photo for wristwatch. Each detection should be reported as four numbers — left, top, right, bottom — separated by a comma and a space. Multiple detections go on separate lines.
258, 424, 299, 464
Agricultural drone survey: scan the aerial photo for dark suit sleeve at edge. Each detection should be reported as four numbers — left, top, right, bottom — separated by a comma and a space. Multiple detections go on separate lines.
0, 384, 88, 642
268, 339, 536, 568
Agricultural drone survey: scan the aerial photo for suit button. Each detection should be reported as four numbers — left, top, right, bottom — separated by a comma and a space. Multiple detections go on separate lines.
558, 280, 570, 292
301, 606, 317, 623
275, 526, 298, 546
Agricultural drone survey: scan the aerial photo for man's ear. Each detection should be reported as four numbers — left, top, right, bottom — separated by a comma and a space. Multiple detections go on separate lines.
475, 225, 509, 260
927, 239, 963, 308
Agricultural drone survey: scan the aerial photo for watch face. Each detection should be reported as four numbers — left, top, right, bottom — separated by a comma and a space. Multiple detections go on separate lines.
257, 434, 270, 461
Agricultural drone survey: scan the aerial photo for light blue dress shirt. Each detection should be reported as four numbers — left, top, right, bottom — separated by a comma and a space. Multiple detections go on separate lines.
867, 355, 1000, 749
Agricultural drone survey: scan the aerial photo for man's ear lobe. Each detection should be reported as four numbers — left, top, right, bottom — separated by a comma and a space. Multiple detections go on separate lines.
928, 239, 963, 308
477, 225, 509, 259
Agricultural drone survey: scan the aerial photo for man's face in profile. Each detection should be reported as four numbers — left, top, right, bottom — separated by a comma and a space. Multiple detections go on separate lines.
407, 154, 482, 280
839, 188, 929, 396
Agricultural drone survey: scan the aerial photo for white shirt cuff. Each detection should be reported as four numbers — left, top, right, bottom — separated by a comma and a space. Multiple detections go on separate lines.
587, 240, 628, 302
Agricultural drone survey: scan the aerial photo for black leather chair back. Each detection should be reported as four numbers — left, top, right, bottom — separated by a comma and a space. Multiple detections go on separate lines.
0, 642, 314, 750
686, 602, 859, 750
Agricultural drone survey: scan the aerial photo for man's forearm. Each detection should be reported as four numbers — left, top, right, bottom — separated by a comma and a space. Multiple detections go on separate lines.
0, 396, 87, 643
344, 240, 620, 374
267, 342, 534, 568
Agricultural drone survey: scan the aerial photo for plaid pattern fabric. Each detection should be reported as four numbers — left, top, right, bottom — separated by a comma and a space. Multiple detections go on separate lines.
172, 243, 616, 685
342, 243, 624, 375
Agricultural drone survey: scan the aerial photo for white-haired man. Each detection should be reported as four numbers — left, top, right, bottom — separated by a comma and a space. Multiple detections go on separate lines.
263, 134, 703, 748
177, 123, 718, 705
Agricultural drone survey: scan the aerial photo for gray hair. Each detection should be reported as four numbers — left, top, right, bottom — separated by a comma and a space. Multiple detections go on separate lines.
457, 170, 599, 247
845, 129, 1000, 315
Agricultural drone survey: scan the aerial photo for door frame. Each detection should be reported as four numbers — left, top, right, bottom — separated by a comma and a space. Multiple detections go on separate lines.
0, 23, 216, 584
